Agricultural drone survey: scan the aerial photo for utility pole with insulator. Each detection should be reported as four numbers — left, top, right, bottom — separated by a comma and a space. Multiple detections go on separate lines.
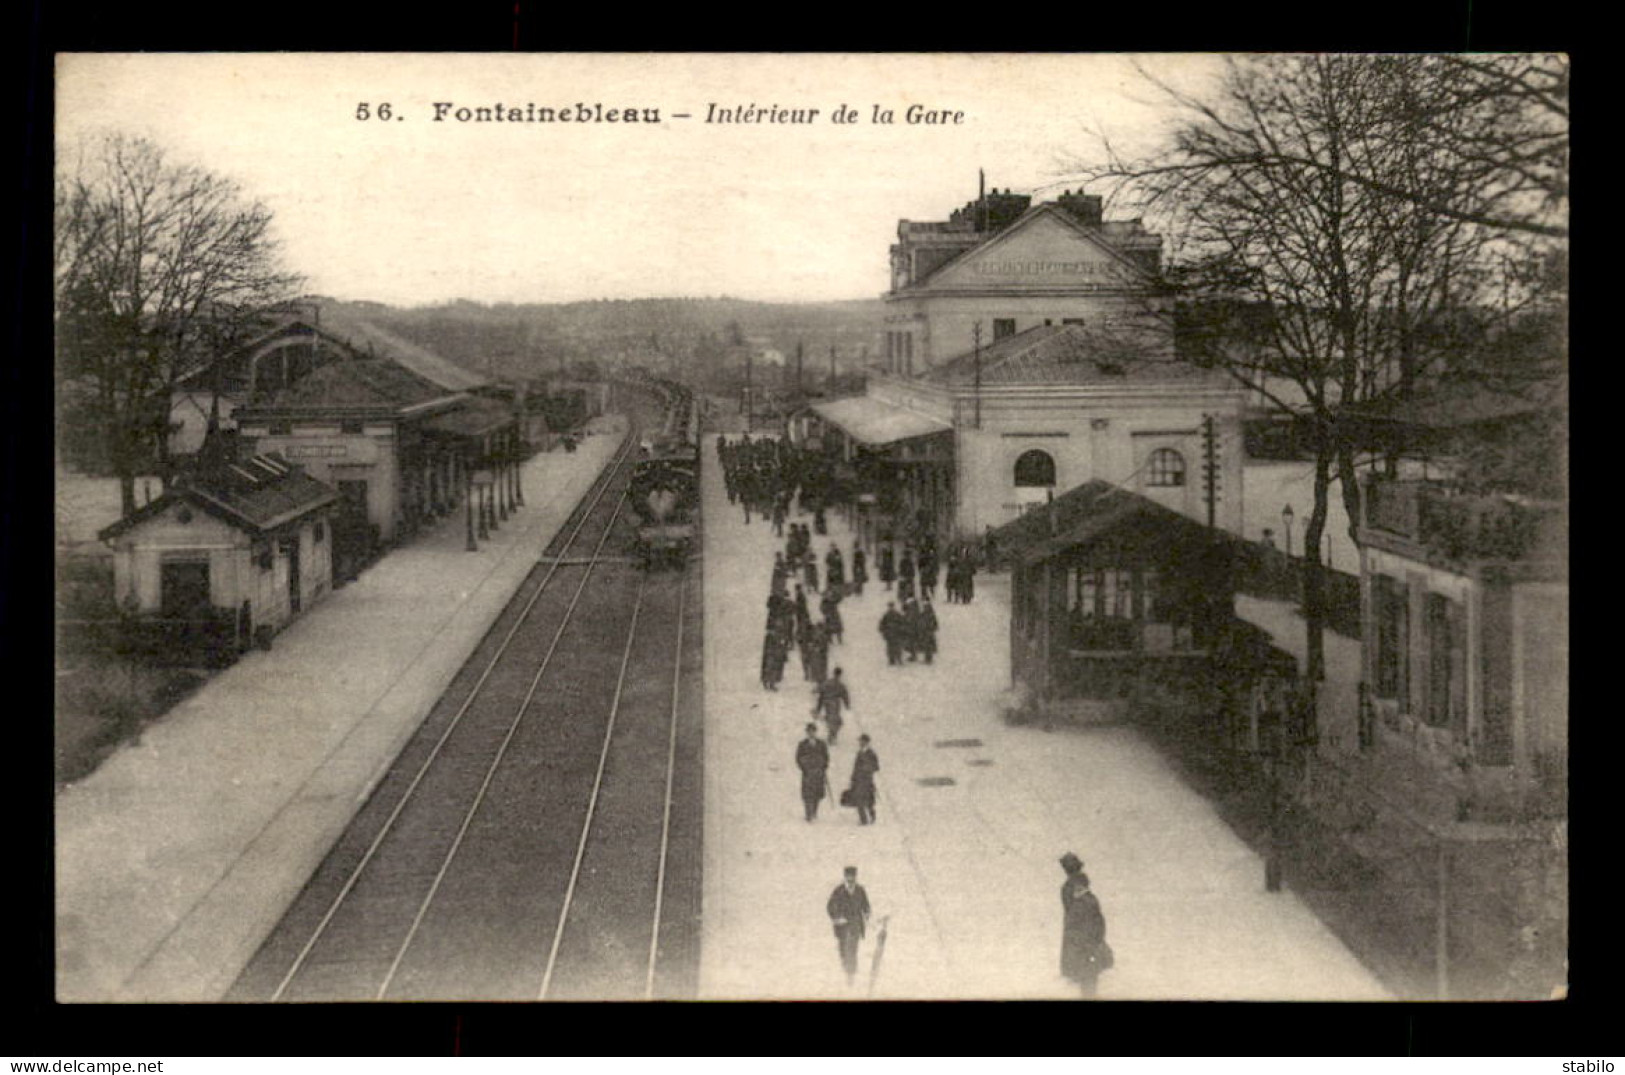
1201, 413, 1220, 529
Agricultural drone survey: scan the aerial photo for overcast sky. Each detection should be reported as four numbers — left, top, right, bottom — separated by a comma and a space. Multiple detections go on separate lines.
56, 53, 1224, 307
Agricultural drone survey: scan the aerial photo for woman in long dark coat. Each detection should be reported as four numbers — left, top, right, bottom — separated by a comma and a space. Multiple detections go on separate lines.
1058, 854, 1109, 997
878, 543, 896, 589
851, 547, 868, 595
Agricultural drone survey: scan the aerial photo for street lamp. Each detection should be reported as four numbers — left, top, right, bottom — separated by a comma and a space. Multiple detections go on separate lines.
1281, 504, 1295, 558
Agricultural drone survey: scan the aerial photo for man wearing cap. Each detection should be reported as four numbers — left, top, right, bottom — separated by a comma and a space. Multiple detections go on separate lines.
826, 866, 872, 986
1059, 852, 1110, 997
795, 723, 831, 822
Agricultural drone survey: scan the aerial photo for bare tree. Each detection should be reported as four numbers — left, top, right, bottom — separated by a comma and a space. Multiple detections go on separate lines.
55, 132, 303, 514
1065, 54, 1568, 686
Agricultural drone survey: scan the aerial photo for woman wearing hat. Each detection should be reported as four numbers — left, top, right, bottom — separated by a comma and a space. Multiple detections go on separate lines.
1058, 853, 1111, 997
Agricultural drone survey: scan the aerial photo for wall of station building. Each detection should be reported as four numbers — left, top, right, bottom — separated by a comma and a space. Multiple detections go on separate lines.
882, 293, 1171, 374
242, 422, 402, 543
951, 395, 1247, 539
1358, 545, 1568, 781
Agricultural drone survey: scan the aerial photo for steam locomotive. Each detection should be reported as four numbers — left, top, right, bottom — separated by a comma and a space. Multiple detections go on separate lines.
629, 436, 698, 569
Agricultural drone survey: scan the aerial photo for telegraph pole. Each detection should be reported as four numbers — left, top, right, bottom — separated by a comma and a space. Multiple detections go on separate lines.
796, 340, 804, 393
829, 343, 837, 387
1201, 413, 1220, 529
972, 321, 983, 429
745, 351, 753, 431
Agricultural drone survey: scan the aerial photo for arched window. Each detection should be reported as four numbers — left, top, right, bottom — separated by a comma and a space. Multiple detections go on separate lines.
1146, 448, 1186, 487
1013, 449, 1056, 488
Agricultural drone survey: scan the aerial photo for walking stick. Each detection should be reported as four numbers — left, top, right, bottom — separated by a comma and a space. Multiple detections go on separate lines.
867, 915, 891, 997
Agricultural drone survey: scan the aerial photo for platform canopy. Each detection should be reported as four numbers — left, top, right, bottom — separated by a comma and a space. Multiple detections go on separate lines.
809, 395, 951, 447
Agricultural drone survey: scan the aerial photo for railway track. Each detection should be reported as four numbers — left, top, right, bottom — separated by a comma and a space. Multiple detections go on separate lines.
228, 392, 704, 1001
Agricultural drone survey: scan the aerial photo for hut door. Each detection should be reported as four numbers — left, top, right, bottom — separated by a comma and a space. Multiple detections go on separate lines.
286, 537, 302, 614
160, 560, 211, 619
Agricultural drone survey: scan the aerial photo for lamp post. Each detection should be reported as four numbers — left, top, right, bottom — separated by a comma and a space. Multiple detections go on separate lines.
465, 458, 477, 551
1281, 504, 1295, 558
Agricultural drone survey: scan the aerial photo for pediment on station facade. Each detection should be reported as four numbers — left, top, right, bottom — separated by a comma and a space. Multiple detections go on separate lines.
919, 205, 1150, 291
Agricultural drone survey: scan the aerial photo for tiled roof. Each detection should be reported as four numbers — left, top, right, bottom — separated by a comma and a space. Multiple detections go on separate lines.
315, 308, 489, 393
990, 480, 1235, 565
100, 453, 338, 540
1340, 372, 1566, 430
259, 358, 454, 411
924, 324, 1225, 388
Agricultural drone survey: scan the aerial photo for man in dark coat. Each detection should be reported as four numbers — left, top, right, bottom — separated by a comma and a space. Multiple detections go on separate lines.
761, 623, 788, 691
795, 724, 830, 822
813, 666, 851, 744
820, 590, 844, 644
851, 546, 868, 595
878, 543, 895, 589
918, 598, 939, 664
826, 866, 872, 985
825, 546, 846, 593
901, 599, 922, 662
847, 734, 880, 825
1058, 853, 1109, 997
879, 602, 905, 666
920, 548, 939, 602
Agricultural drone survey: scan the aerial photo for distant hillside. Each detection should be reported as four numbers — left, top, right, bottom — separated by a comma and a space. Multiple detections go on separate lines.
312, 296, 886, 384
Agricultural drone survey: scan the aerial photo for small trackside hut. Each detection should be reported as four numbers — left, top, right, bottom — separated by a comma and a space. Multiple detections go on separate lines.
98, 452, 339, 659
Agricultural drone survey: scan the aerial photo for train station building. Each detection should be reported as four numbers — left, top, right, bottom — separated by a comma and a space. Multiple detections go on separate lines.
171, 310, 523, 578
809, 186, 1249, 542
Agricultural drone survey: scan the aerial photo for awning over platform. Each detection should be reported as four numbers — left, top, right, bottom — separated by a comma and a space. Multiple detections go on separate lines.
421, 397, 516, 439
810, 396, 951, 447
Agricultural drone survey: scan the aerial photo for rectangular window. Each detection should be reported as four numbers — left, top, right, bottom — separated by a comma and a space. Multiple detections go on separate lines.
1110, 569, 1134, 619
269, 421, 292, 436
1062, 318, 1085, 326
1142, 568, 1165, 622
340, 418, 364, 435
1374, 574, 1409, 700
1425, 593, 1466, 731
313, 519, 326, 543
993, 318, 1016, 340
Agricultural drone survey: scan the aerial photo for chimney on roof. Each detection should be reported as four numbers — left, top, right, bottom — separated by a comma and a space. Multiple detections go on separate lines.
1055, 189, 1104, 227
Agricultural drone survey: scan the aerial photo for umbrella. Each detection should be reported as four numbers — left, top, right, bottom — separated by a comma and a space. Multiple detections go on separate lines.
867, 915, 891, 996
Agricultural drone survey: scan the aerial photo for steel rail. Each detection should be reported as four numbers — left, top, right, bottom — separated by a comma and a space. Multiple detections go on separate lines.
536, 573, 650, 1000
374, 492, 636, 999
644, 574, 688, 999
267, 425, 640, 1002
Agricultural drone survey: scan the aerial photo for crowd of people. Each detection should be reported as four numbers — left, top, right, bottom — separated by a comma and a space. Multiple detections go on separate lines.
720, 430, 1113, 997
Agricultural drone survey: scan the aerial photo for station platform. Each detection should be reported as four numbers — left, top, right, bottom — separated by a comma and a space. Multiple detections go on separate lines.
54, 417, 628, 1003
698, 436, 1391, 1000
